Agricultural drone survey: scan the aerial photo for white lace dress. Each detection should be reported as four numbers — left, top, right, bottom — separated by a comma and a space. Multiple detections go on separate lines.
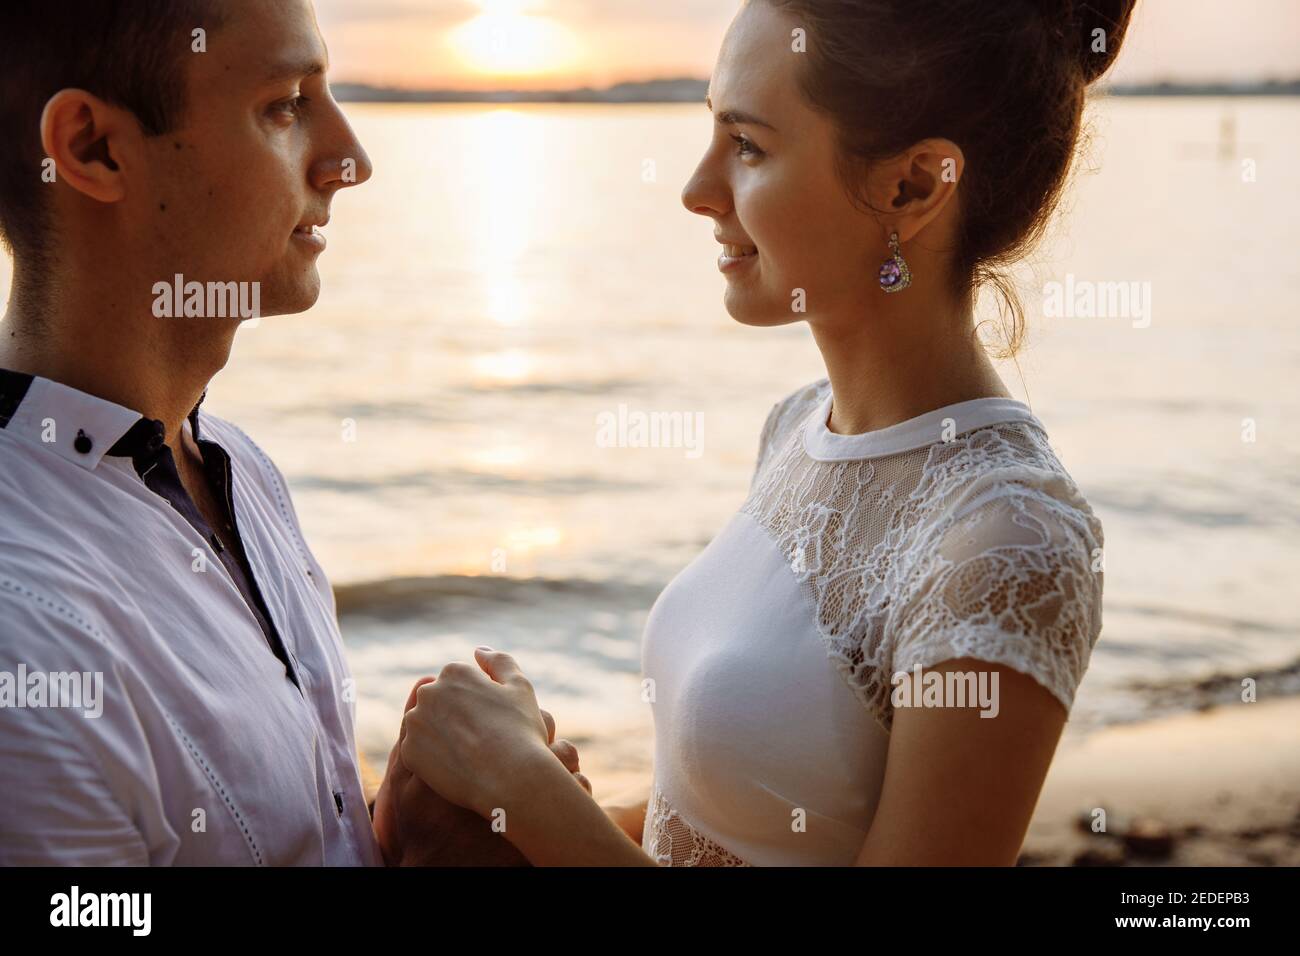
639, 379, 1104, 866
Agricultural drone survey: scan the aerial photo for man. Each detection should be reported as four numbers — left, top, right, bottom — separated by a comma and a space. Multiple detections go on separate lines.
0, 0, 581, 865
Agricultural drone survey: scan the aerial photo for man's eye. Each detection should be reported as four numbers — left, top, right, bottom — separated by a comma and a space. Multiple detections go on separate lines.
272, 95, 309, 117
731, 134, 763, 159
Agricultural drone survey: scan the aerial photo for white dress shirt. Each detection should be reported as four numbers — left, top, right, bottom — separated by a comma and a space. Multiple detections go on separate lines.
0, 372, 382, 865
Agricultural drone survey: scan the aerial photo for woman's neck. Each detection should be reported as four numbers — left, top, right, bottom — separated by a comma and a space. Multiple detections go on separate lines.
808, 297, 1012, 437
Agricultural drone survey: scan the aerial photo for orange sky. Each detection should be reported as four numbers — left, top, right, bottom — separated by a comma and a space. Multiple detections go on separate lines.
311, 0, 1300, 91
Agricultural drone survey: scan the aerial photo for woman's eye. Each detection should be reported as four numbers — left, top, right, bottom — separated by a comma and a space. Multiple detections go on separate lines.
731, 133, 763, 159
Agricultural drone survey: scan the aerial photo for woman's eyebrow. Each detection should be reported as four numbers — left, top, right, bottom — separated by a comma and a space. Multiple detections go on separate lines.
705, 94, 777, 132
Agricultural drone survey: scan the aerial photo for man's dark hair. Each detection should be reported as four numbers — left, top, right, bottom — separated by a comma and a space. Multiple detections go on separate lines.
0, 1, 226, 280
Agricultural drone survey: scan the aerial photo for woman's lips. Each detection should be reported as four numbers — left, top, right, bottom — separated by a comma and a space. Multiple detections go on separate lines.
717, 243, 758, 273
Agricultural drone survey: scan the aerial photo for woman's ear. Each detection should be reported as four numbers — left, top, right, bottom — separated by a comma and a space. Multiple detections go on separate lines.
39, 88, 138, 205
863, 137, 965, 244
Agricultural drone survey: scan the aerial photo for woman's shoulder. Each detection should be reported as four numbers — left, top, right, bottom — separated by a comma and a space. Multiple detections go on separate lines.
875, 423, 1107, 725
771, 377, 832, 417
913, 416, 1104, 551
754, 377, 831, 462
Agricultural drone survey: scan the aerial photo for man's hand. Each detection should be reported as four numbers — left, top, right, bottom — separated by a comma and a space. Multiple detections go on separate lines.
372, 677, 589, 866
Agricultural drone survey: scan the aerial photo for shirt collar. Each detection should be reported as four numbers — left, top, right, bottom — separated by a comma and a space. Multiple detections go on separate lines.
189, 390, 207, 443
107, 390, 210, 463
0, 369, 207, 471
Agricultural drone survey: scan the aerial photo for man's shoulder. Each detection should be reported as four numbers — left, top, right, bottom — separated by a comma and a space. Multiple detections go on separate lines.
197, 411, 276, 473
0, 567, 124, 670
197, 412, 296, 509
0, 432, 106, 561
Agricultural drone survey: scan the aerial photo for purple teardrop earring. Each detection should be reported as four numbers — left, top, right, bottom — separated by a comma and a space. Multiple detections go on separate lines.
878, 231, 911, 294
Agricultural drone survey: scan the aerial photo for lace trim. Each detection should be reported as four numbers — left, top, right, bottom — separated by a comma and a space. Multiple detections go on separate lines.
740, 381, 1104, 733
643, 787, 750, 867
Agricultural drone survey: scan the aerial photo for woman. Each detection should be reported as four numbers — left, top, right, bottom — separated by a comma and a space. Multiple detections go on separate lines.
399, 0, 1130, 866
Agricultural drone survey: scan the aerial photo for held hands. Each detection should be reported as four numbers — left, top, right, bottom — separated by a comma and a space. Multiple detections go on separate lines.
399, 647, 587, 822
374, 665, 589, 865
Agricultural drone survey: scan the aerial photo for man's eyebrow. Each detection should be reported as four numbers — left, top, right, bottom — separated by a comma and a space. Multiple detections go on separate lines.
704, 94, 777, 132
260, 56, 328, 86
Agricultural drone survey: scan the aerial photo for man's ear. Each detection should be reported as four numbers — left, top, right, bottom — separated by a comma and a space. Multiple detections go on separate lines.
39, 89, 140, 205
862, 137, 965, 244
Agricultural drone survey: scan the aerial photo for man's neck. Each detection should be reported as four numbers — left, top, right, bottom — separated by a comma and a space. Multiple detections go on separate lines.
0, 286, 239, 454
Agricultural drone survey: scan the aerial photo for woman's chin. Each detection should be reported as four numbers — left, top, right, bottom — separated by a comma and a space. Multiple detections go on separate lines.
723, 292, 805, 328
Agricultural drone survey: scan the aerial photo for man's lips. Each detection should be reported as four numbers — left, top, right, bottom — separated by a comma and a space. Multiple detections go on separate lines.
293, 215, 329, 251
294, 213, 329, 233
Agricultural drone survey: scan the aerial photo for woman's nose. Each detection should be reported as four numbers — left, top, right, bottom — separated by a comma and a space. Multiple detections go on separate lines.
681, 161, 728, 219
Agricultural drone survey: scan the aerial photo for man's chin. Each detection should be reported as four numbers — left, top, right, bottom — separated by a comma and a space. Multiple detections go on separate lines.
258, 275, 322, 318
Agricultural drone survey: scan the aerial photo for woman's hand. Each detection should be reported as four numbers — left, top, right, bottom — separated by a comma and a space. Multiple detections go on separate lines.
399, 647, 558, 820
399, 647, 654, 865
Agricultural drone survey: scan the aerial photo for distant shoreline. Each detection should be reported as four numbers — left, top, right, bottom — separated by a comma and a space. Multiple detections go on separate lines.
333, 77, 1300, 104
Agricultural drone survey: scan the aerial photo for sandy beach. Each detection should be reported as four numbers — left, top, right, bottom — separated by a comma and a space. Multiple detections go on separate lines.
1019, 697, 1300, 866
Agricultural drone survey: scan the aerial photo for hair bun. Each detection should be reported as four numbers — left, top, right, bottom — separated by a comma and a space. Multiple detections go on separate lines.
1071, 0, 1136, 84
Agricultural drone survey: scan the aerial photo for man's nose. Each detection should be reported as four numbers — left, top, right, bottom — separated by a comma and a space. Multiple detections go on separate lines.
313, 149, 373, 191
312, 113, 374, 191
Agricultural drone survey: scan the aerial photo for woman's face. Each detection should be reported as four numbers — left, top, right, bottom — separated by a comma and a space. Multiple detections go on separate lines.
682, 0, 882, 327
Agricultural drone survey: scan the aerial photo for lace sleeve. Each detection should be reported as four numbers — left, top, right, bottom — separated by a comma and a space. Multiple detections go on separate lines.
886, 485, 1104, 720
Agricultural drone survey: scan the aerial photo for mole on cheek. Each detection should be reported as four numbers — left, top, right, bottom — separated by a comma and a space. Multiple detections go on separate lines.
159, 203, 167, 212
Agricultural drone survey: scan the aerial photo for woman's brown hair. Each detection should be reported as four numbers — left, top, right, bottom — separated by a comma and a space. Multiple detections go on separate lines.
764, 0, 1137, 355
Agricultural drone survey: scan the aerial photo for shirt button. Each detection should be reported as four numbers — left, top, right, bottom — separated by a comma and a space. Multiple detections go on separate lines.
74, 430, 93, 454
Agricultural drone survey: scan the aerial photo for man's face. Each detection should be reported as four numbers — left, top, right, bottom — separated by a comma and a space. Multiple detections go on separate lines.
135, 0, 372, 318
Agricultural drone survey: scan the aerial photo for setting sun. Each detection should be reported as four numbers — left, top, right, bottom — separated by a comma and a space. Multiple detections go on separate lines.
450, 0, 580, 78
